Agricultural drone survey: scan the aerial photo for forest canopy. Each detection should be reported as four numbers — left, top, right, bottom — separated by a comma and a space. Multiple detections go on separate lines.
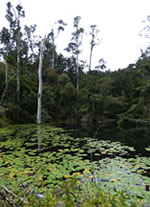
0, 1, 150, 127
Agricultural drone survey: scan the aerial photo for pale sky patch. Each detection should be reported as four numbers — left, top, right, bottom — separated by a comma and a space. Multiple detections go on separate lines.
0, 0, 150, 71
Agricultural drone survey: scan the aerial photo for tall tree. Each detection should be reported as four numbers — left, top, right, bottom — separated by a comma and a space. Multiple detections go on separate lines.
48, 20, 67, 69
139, 15, 150, 39
37, 36, 46, 125
89, 25, 100, 72
0, 27, 11, 83
24, 24, 37, 60
65, 16, 84, 90
5, 2, 25, 102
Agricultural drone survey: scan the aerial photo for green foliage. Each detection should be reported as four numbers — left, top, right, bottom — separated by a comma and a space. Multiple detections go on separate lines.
0, 176, 145, 206
1, 48, 150, 124
96, 76, 112, 96
103, 96, 124, 118
1, 1, 150, 125
0, 62, 5, 87
43, 68, 58, 84
0, 125, 149, 206
0, 107, 9, 127
140, 80, 150, 100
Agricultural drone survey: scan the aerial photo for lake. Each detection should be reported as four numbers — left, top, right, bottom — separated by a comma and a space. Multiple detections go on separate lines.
55, 122, 150, 157
0, 123, 150, 205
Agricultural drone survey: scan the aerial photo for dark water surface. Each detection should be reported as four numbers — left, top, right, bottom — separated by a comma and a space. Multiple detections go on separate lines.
54, 122, 150, 157
0, 123, 150, 158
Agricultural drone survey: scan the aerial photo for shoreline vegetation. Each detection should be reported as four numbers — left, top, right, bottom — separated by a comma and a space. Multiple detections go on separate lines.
0, 177, 147, 207
0, 3, 150, 128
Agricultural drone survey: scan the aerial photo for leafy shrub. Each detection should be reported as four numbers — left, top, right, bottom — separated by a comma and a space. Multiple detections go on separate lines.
0, 176, 145, 207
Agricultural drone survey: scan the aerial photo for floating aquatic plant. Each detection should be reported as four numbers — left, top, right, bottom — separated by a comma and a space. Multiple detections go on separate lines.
0, 124, 149, 206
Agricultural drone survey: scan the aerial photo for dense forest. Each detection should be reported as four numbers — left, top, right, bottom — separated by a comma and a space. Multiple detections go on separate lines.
0, 1, 150, 128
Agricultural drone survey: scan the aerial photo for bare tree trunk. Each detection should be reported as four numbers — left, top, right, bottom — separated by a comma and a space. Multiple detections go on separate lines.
4, 51, 8, 83
16, 30, 21, 122
51, 29, 55, 69
76, 53, 80, 90
51, 48, 55, 69
89, 46, 93, 72
37, 36, 46, 125
5, 63, 8, 83
12, 7, 21, 104
76, 25, 80, 91
122, 89, 125, 98
16, 30, 21, 103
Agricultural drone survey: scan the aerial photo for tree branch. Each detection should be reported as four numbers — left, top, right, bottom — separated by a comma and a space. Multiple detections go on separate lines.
0, 184, 28, 205
0, 73, 16, 108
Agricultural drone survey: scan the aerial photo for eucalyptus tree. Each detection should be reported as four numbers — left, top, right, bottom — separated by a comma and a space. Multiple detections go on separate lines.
138, 16, 150, 80
139, 15, 150, 39
23, 24, 37, 63
89, 25, 100, 71
65, 16, 84, 90
139, 15, 150, 60
0, 27, 11, 83
95, 58, 107, 71
5, 2, 25, 102
48, 20, 67, 69
37, 36, 47, 125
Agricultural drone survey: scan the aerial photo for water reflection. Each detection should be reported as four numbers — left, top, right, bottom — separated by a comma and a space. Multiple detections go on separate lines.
54, 122, 150, 157
37, 125, 42, 153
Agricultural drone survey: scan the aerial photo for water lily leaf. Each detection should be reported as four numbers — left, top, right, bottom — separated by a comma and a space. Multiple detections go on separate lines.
145, 147, 150, 151
64, 174, 71, 179
101, 152, 106, 155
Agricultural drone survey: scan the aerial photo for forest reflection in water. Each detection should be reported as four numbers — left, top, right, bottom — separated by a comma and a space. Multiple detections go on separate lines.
54, 121, 150, 157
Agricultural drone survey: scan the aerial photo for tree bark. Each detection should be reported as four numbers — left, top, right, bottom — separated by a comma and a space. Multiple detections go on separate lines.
51, 29, 55, 69
4, 50, 9, 83
51, 48, 55, 69
12, 7, 21, 103
37, 36, 46, 124
76, 24, 80, 91
89, 45, 93, 72
16, 29, 21, 103
76, 53, 80, 90
5, 63, 8, 83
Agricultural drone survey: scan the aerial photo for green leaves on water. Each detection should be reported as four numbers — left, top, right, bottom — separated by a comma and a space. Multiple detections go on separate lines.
0, 124, 149, 203
145, 146, 150, 151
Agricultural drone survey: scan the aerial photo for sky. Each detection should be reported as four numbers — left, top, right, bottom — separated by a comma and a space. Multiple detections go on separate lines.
0, 0, 150, 71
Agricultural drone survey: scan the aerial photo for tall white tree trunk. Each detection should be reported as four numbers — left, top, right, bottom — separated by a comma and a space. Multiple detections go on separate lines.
51, 29, 55, 69
16, 30, 20, 103
37, 36, 46, 124
5, 62, 8, 83
4, 50, 8, 83
76, 53, 79, 90
51, 48, 55, 69
89, 46, 93, 72
76, 24, 79, 91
